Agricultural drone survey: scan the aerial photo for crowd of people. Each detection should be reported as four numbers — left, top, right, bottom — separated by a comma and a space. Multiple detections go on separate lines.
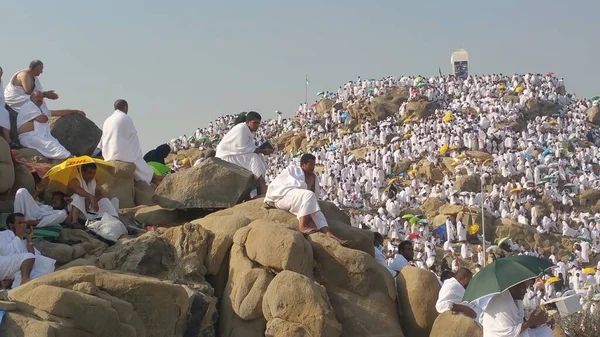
2, 58, 600, 335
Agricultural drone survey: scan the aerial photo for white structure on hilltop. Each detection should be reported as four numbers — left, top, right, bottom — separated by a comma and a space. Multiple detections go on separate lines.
451, 49, 469, 78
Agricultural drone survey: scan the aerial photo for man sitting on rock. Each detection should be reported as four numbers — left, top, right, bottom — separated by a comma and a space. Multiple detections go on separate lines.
1, 213, 56, 288
216, 111, 273, 195
388, 240, 414, 276
99, 99, 163, 185
435, 268, 478, 319
4, 60, 58, 114
67, 163, 119, 224
265, 153, 349, 245
17, 90, 84, 160
13, 185, 68, 228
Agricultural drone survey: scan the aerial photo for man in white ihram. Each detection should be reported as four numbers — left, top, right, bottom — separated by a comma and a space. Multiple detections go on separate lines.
265, 153, 349, 245
99, 99, 162, 185
16, 90, 84, 160
66, 163, 119, 225
216, 111, 272, 195
435, 268, 479, 319
4, 60, 58, 114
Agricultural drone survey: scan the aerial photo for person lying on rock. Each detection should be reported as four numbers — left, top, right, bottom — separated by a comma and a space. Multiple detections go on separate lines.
0, 213, 56, 288
99, 99, 164, 185
16, 90, 85, 160
435, 268, 479, 319
216, 111, 272, 195
67, 163, 119, 225
264, 153, 350, 246
13, 186, 68, 228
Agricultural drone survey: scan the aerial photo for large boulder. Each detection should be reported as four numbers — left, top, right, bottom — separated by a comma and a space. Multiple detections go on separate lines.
403, 101, 440, 120
50, 114, 102, 156
393, 158, 413, 175
154, 157, 256, 209
579, 189, 600, 207
0, 137, 15, 193
420, 197, 446, 219
33, 229, 107, 266
345, 87, 410, 124
2, 266, 207, 337
586, 106, 600, 126
429, 311, 482, 337
396, 266, 439, 337
454, 175, 481, 193
262, 271, 342, 337
103, 160, 136, 208
523, 99, 559, 120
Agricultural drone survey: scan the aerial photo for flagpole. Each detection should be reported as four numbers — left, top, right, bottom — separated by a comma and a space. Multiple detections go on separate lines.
305, 74, 308, 109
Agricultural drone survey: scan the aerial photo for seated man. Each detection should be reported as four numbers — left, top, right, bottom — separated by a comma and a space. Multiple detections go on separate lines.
435, 267, 478, 319
1, 213, 56, 288
67, 163, 119, 224
4, 60, 58, 113
388, 240, 414, 276
14, 183, 68, 227
216, 111, 272, 195
0, 66, 15, 146
265, 153, 348, 245
481, 280, 553, 337
17, 90, 84, 160
100, 99, 162, 185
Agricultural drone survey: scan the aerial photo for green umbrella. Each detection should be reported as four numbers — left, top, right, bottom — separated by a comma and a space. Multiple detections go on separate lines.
402, 214, 415, 219
147, 161, 171, 176
542, 175, 556, 181
591, 96, 600, 101
497, 237, 510, 246
409, 216, 421, 224
463, 256, 553, 302
577, 236, 592, 243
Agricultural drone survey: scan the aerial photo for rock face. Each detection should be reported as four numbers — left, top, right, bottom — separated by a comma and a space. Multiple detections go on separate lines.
33, 229, 108, 266
396, 266, 439, 337
454, 175, 481, 193
587, 106, 600, 126
523, 99, 559, 120
1, 266, 199, 337
403, 101, 441, 120
0, 137, 15, 193
495, 219, 575, 260
429, 311, 482, 337
154, 157, 256, 209
103, 160, 137, 208
345, 87, 410, 124
50, 114, 102, 156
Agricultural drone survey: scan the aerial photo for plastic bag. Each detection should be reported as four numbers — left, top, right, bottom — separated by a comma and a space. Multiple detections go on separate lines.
86, 213, 127, 242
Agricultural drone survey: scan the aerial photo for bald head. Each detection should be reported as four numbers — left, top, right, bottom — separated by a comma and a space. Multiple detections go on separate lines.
114, 99, 128, 113
31, 90, 44, 106
455, 268, 473, 288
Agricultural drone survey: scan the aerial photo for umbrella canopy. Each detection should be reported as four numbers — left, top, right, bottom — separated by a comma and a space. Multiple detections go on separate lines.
510, 187, 524, 193
583, 267, 596, 275
463, 256, 554, 302
402, 214, 415, 219
148, 161, 171, 176
497, 237, 510, 246
44, 156, 115, 191
440, 144, 449, 154
577, 236, 592, 243
468, 224, 480, 235
408, 233, 420, 240
591, 96, 600, 101
545, 277, 560, 284
418, 219, 431, 225
388, 178, 397, 185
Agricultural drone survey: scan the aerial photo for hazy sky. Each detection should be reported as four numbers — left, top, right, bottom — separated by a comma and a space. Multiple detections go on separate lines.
3, 0, 599, 150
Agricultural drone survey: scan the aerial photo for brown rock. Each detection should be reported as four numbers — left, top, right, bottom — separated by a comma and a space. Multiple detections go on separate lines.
50, 114, 102, 156
420, 197, 446, 219
316, 99, 334, 115
587, 106, 600, 126
429, 311, 482, 337
134, 205, 180, 226
393, 158, 413, 174
523, 99, 559, 120
579, 189, 600, 207
103, 160, 136, 208
154, 157, 256, 209
0, 137, 15, 193
454, 175, 481, 192
396, 266, 439, 337
403, 101, 440, 120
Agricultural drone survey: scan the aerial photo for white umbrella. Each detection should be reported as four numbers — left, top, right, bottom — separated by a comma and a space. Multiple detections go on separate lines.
390, 136, 401, 143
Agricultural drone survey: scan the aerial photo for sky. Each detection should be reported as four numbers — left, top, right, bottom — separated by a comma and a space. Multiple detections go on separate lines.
3, 0, 599, 150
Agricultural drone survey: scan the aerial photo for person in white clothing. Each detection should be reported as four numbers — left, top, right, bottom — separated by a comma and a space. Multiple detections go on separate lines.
66, 163, 119, 224
4, 60, 58, 113
0, 66, 15, 145
13, 187, 68, 228
265, 153, 349, 245
374, 232, 393, 275
99, 99, 161, 185
216, 111, 273, 195
481, 281, 553, 337
388, 240, 414, 276
1, 213, 56, 288
436, 268, 477, 318
17, 90, 83, 160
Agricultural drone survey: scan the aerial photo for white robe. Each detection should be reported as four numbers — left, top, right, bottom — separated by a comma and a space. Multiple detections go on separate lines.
4, 70, 51, 114
481, 291, 553, 337
265, 165, 327, 229
99, 110, 153, 183
0, 80, 10, 130
17, 100, 71, 160
14, 188, 68, 227
0, 230, 55, 288
216, 122, 267, 179
71, 170, 119, 220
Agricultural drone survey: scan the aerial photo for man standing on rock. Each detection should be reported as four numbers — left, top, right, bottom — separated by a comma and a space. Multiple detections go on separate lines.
99, 99, 162, 185
4, 60, 58, 113
265, 153, 349, 246
216, 111, 272, 195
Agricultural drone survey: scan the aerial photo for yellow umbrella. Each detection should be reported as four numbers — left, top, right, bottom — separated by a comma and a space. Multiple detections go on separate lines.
451, 161, 461, 167
388, 178, 397, 185
44, 156, 115, 191
583, 267, 596, 275
408, 169, 417, 175
498, 84, 506, 90
442, 114, 453, 122
510, 187, 524, 193
468, 224, 480, 235
403, 133, 412, 140
545, 277, 560, 285
482, 158, 492, 166
515, 86, 524, 93
439, 144, 449, 154
458, 153, 467, 159
450, 145, 459, 150
403, 118, 413, 124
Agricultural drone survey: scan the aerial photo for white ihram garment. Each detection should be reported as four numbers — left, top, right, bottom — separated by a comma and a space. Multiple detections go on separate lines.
4, 69, 51, 113
70, 170, 119, 220
265, 165, 327, 229
99, 110, 153, 183
481, 290, 553, 337
17, 101, 71, 160
0, 230, 55, 288
216, 123, 267, 179
0, 80, 10, 130
14, 188, 68, 227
